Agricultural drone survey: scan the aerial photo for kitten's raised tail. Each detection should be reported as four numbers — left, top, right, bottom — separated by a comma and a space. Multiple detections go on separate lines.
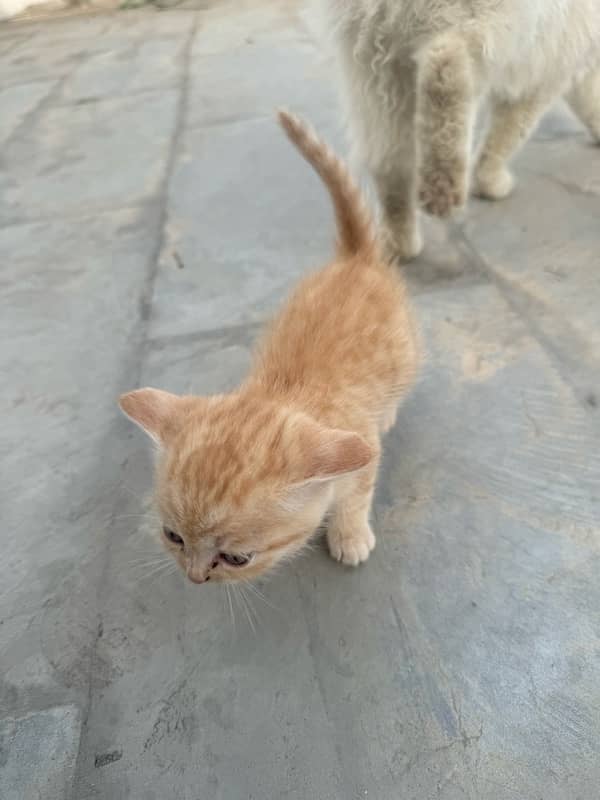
278, 110, 375, 258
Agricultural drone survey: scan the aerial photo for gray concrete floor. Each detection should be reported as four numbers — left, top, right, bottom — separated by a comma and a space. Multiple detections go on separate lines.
1, 3, 600, 799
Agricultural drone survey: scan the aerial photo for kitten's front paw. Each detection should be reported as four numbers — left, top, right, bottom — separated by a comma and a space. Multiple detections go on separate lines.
327, 524, 376, 567
473, 166, 515, 200
419, 165, 467, 218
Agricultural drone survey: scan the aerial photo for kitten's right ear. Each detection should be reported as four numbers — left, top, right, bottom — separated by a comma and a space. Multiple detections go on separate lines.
119, 387, 184, 445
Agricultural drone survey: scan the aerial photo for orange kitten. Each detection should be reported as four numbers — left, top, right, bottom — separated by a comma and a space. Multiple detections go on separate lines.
119, 111, 419, 585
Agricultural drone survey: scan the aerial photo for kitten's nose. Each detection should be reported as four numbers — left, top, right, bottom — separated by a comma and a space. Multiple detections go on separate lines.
187, 569, 210, 584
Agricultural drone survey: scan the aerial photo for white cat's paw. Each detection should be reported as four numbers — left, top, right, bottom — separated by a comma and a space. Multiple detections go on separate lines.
381, 223, 424, 263
474, 166, 515, 200
328, 525, 376, 567
419, 164, 467, 218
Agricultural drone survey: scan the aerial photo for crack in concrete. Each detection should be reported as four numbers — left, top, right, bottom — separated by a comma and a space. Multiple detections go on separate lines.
455, 225, 600, 413
397, 723, 484, 780
2, 73, 69, 150
522, 167, 600, 202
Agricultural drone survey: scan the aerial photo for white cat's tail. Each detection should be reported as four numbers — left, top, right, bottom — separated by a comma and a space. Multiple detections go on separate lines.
278, 109, 375, 258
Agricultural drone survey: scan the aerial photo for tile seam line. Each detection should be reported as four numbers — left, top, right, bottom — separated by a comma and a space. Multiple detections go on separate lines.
67, 12, 199, 800
137, 17, 199, 327
0, 200, 159, 230
141, 272, 491, 352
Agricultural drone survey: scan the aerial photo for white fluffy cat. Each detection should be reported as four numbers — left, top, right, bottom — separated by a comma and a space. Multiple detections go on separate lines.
317, 0, 600, 260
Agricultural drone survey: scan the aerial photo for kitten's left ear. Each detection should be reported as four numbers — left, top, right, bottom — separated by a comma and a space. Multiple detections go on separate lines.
289, 414, 375, 483
280, 423, 375, 512
119, 387, 187, 444
302, 427, 375, 482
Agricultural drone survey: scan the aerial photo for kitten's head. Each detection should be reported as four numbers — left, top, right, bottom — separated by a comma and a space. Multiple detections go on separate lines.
119, 388, 373, 584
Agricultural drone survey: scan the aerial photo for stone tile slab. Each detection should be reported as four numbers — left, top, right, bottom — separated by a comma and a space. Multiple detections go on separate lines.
0, 89, 178, 221
0, 706, 81, 800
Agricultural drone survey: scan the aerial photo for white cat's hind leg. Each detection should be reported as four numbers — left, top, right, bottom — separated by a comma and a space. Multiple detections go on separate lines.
416, 32, 476, 218
336, 37, 422, 262
376, 165, 424, 263
371, 73, 423, 263
567, 66, 600, 144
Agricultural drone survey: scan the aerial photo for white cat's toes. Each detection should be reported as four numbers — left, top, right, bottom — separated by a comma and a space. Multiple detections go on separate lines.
419, 165, 467, 218
328, 525, 376, 567
381, 223, 424, 263
474, 166, 515, 200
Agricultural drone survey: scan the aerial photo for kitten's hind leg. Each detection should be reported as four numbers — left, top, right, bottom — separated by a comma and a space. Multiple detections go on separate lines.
416, 32, 476, 218
379, 399, 400, 434
567, 66, 600, 144
474, 93, 549, 200
327, 456, 380, 567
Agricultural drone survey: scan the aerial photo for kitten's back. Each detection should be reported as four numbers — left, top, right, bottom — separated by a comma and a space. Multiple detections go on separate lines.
251, 113, 419, 426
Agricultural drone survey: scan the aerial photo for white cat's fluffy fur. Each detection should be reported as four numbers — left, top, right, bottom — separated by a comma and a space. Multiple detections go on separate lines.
317, 0, 600, 260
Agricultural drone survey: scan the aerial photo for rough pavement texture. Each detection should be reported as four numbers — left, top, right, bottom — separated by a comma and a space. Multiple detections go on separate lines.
1, 3, 599, 799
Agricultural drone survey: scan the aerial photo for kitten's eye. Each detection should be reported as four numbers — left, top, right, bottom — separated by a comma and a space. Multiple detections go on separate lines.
163, 527, 184, 546
220, 552, 253, 567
